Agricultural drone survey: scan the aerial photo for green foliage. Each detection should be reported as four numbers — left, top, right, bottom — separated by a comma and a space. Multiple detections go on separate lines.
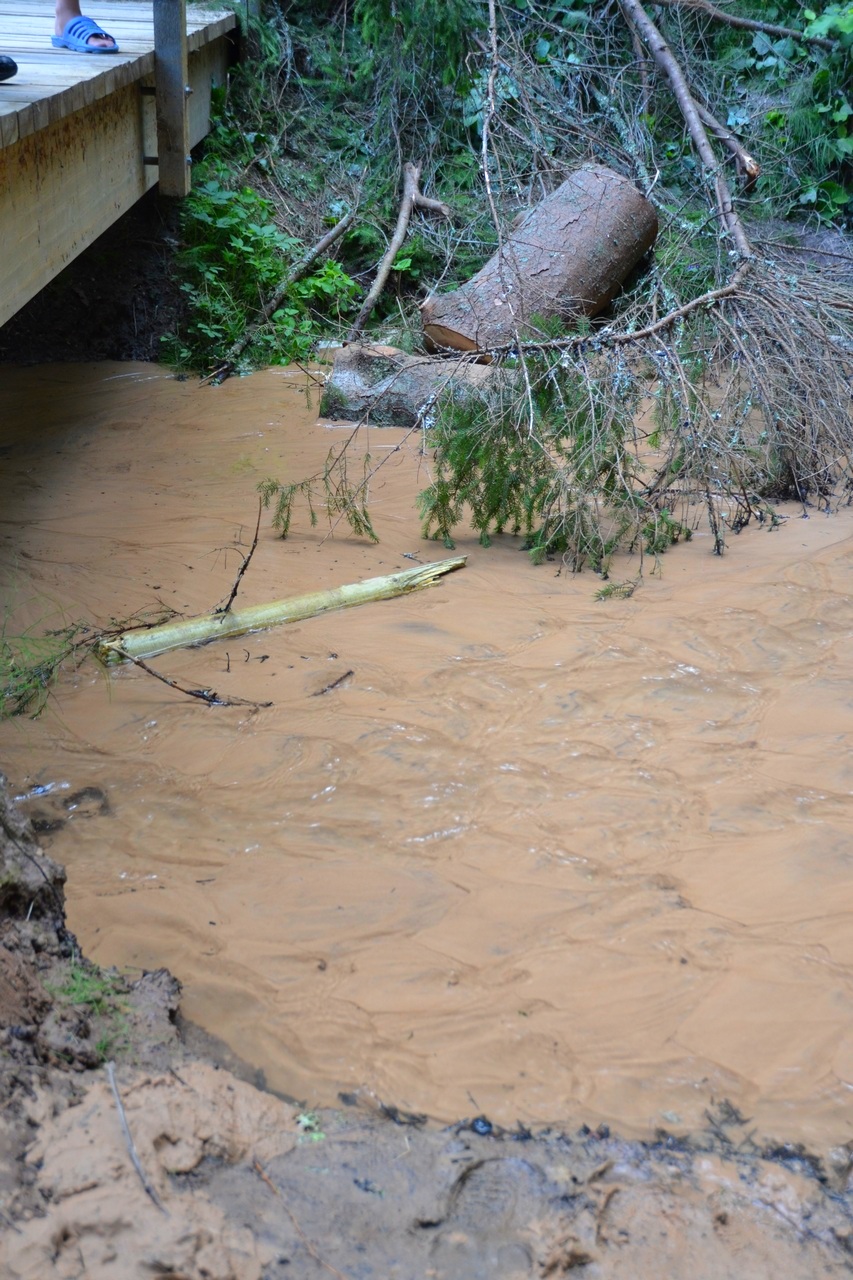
417, 362, 654, 573
642, 508, 692, 556
52, 962, 126, 1017
48, 962, 130, 1063
353, 0, 482, 85
701, 2, 853, 223
258, 446, 379, 542
595, 579, 638, 601
166, 177, 359, 369
296, 1110, 326, 1141
1, 619, 89, 719
168, 3, 852, 577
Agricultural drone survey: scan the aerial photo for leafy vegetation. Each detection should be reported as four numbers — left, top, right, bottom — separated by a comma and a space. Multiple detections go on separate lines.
165, 175, 360, 369
172, 2, 852, 575
52, 962, 126, 1017
702, 2, 853, 222
170, 1, 853, 372
49, 962, 130, 1063
1, 613, 90, 718
418, 362, 657, 571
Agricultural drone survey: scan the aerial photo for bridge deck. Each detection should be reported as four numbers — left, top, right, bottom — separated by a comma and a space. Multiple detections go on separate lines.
0, 2, 238, 328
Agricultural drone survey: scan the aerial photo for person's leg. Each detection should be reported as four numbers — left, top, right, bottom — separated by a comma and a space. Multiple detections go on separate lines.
0, 55, 16, 81
55, 2, 117, 50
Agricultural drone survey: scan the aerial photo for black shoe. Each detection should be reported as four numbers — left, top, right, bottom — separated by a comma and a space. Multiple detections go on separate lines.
0, 56, 17, 82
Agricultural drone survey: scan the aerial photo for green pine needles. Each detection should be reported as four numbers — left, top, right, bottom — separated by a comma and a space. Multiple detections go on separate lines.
418, 356, 689, 572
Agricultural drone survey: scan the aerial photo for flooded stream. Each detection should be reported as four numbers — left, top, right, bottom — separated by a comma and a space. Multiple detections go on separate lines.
2, 361, 853, 1154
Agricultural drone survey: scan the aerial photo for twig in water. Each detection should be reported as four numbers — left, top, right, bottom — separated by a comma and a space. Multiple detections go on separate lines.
105, 1062, 168, 1215
218, 497, 263, 615
252, 1159, 350, 1280
312, 669, 354, 696
125, 653, 272, 709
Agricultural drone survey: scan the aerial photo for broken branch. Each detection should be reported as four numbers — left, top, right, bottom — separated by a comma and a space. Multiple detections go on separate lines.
106, 1062, 168, 1216
94, 558, 467, 665
218, 497, 263, 615
696, 103, 760, 186
123, 652, 272, 709
413, 190, 453, 218
619, 0, 753, 260
346, 162, 422, 340
652, 0, 837, 52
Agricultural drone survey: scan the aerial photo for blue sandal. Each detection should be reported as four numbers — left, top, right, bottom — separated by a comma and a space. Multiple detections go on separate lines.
51, 15, 119, 54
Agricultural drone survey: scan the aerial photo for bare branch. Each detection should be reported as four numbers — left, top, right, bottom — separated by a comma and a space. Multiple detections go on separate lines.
619, 0, 753, 259
347, 162, 422, 340
413, 191, 453, 218
217, 497, 263, 615
105, 1062, 168, 1215
123, 653, 272, 710
653, 0, 837, 52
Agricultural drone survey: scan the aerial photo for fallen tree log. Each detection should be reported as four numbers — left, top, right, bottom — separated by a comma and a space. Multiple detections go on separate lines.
94, 558, 467, 665
421, 165, 658, 353
320, 344, 503, 426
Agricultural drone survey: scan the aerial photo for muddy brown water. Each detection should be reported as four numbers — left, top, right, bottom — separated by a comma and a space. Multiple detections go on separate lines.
2, 362, 853, 1156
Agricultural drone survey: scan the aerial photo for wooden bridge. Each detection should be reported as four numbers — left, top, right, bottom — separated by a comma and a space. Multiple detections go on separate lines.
0, 1, 239, 329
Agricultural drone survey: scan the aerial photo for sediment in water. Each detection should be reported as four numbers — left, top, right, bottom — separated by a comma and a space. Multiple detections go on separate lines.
4, 776, 853, 1279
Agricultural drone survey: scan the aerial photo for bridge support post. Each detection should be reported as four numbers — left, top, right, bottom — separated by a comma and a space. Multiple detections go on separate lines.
153, 0, 191, 196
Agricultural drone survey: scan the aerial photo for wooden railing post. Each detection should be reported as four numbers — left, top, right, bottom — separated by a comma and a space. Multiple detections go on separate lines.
153, 0, 191, 196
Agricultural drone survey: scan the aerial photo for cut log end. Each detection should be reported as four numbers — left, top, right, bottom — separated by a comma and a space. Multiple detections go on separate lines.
420, 166, 658, 354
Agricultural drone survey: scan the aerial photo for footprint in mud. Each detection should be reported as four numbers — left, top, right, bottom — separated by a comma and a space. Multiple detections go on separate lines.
423, 1157, 546, 1278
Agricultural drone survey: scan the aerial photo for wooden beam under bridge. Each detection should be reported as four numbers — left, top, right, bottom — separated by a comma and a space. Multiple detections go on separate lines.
0, 1, 238, 329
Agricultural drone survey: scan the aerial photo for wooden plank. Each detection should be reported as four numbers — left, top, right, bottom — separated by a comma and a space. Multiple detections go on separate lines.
0, 112, 19, 151
0, 80, 159, 328
0, 2, 232, 19
153, 0, 190, 197
0, 4, 234, 147
187, 36, 231, 150
0, 4, 238, 324
0, 4, 235, 45
0, 55, 156, 143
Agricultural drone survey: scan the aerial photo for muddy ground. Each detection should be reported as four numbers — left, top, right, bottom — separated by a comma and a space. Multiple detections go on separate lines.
1, 774, 853, 1279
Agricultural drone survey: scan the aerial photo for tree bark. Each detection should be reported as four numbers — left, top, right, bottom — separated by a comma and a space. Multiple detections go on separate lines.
420, 166, 658, 354
320, 344, 504, 426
